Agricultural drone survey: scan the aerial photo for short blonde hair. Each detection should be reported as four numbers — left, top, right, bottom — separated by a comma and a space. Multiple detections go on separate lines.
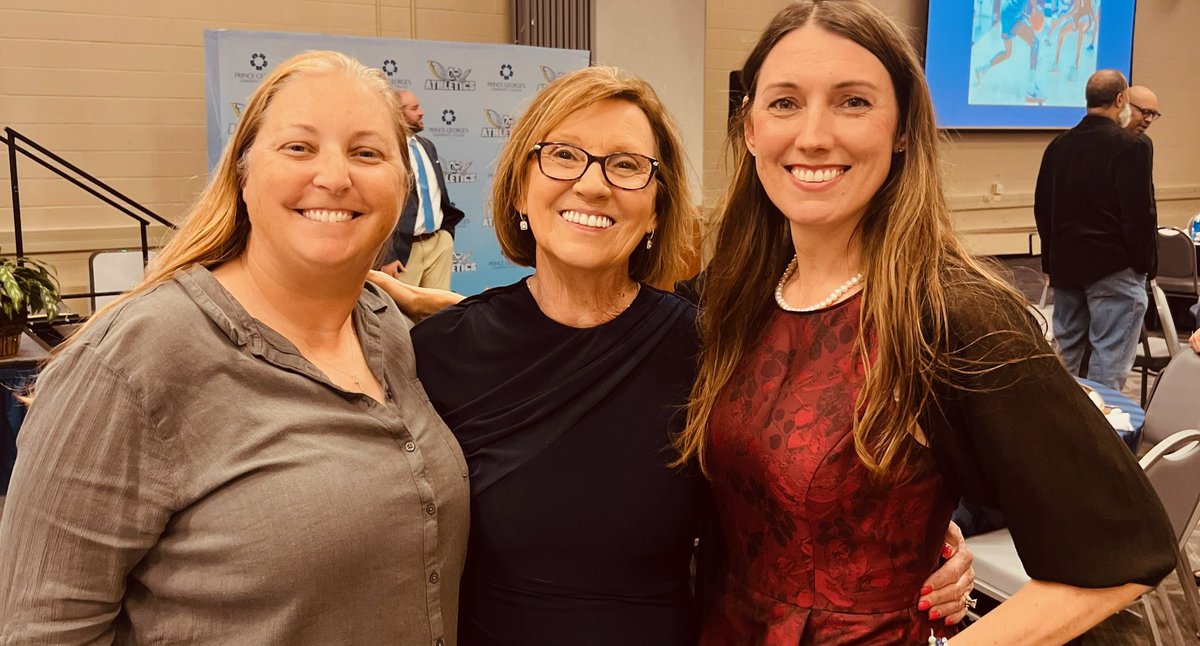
490, 66, 694, 286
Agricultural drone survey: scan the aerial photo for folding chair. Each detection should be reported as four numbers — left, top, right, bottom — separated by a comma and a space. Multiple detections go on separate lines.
1155, 227, 1199, 305
967, 429, 1200, 645
1134, 281, 1181, 407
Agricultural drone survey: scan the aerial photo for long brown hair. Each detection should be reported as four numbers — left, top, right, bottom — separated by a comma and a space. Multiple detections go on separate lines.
676, 0, 1029, 477
51, 51, 410, 359
491, 66, 694, 286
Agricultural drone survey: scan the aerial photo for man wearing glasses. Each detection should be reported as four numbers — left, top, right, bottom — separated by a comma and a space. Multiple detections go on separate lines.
1034, 70, 1157, 391
1124, 86, 1162, 137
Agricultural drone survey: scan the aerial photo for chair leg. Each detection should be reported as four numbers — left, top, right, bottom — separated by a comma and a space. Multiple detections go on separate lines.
1144, 594, 1165, 646
1175, 547, 1200, 638
1158, 586, 1184, 646
1140, 367, 1150, 408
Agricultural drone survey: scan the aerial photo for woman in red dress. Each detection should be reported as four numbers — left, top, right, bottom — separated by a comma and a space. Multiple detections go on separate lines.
675, 1, 1176, 643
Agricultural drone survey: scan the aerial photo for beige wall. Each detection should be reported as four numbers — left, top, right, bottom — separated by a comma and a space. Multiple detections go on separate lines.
0, 0, 510, 303
704, 0, 1200, 255
592, 0, 705, 203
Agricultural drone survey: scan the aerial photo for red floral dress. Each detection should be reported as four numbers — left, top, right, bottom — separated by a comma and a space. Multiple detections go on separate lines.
702, 295, 957, 645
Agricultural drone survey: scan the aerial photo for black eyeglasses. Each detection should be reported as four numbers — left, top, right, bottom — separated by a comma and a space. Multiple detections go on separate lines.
531, 142, 659, 191
1130, 103, 1163, 121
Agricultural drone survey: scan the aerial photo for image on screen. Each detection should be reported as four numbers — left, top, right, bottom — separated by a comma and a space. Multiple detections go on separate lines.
969, 0, 1100, 107
925, 0, 1135, 129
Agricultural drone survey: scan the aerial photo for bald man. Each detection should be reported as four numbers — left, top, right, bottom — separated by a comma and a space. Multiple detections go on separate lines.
1034, 70, 1156, 390
1124, 86, 1161, 136
378, 89, 465, 290
1123, 86, 1161, 296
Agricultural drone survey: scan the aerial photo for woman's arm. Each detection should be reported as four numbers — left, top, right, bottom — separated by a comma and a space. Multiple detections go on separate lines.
931, 289, 1175, 640
0, 346, 173, 642
952, 580, 1149, 644
367, 270, 463, 321
1190, 328, 1199, 353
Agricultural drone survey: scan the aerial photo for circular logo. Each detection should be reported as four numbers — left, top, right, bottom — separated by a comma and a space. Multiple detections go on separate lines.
250, 53, 268, 71
499, 63, 514, 80
441, 109, 456, 125
382, 59, 398, 76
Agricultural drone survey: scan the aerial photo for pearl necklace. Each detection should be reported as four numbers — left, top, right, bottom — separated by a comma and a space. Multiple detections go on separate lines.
774, 255, 863, 312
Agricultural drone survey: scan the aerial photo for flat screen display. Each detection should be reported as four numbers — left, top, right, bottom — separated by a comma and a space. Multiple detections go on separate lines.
925, 0, 1136, 129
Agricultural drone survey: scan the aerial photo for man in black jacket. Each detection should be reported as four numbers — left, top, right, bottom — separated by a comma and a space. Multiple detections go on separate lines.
1034, 69, 1156, 390
378, 90, 465, 290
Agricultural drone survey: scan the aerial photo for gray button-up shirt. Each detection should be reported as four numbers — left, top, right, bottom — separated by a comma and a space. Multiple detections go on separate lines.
0, 265, 469, 645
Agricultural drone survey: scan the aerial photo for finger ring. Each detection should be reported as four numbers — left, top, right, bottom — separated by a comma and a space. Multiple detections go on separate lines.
962, 591, 977, 610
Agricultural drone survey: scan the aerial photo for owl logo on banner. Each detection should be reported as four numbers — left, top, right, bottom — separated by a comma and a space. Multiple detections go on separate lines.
445, 160, 477, 184
426, 60, 476, 91
538, 65, 565, 89
452, 252, 478, 273
481, 110, 514, 138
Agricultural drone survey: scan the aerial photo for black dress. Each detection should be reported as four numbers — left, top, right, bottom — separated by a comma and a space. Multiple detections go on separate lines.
411, 279, 704, 646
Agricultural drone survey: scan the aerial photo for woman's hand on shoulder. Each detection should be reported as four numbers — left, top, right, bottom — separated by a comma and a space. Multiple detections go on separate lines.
920, 521, 976, 626
367, 270, 463, 321
1190, 328, 1200, 354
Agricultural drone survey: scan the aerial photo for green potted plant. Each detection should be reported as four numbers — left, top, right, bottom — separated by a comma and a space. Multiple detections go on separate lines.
0, 256, 60, 358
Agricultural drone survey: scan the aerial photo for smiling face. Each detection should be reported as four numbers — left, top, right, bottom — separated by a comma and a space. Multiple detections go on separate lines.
241, 71, 404, 275
745, 24, 900, 239
519, 99, 658, 281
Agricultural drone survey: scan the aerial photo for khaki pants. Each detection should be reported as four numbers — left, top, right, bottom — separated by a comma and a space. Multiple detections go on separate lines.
396, 229, 453, 290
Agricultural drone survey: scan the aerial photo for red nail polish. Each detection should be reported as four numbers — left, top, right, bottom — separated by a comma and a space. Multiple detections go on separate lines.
930, 609, 941, 621
945, 616, 957, 626
918, 599, 931, 611
942, 543, 953, 558
920, 585, 932, 595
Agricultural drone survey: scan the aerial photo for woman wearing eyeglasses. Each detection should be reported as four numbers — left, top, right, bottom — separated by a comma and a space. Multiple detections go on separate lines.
371, 66, 974, 645
406, 67, 702, 645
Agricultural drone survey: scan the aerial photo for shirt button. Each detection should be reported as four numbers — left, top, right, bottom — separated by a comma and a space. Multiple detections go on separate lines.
429, 571, 439, 584
404, 441, 416, 452
426, 503, 436, 515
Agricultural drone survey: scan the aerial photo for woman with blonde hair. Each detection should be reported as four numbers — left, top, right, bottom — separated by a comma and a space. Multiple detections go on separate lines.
0, 51, 468, 644
407, 65, 703, 645
676, 1, 1175, 643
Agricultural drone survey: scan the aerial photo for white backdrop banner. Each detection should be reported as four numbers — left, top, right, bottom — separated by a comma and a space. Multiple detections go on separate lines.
204, 29, 589, 295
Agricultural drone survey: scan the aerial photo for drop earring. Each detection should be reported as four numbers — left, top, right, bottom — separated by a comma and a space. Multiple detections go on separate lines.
518, 212, 529, 231
645, 231, 655, 250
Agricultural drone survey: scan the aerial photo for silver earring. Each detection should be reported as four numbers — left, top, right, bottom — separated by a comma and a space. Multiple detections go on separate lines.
518, 213, 529, 231
645, 231, 654, 250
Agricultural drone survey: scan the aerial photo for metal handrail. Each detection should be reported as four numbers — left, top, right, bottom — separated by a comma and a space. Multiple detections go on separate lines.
0, 126, 177, 298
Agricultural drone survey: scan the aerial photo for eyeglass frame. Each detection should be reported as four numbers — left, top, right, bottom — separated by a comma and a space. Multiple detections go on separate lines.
530, 142, 660, 191
1130, 102, 1163, 121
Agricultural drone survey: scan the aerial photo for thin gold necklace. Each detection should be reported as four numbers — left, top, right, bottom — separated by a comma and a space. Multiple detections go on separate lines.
240, 258, 365, 390
284, 323, 364, 390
